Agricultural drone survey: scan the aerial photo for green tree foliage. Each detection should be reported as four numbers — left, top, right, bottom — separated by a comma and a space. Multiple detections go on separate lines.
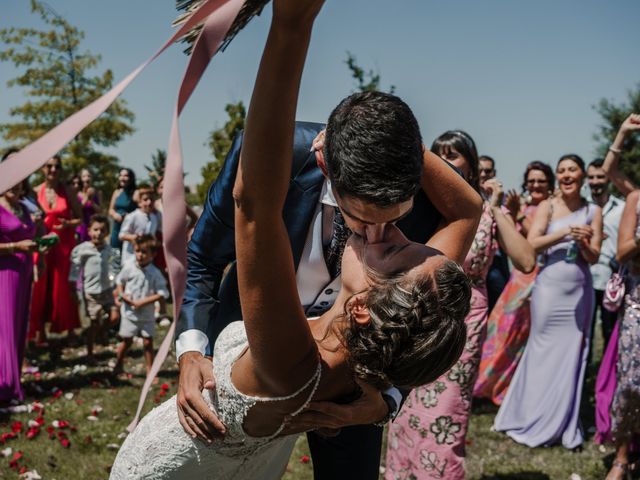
196, 101, 246, 202
594, 83, 640, 185
0, 0, 135, 195
145, 149, 167, 187
345, 51, 395, 94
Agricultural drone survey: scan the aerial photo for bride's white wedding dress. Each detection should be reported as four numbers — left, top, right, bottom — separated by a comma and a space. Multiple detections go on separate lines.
110, 321, 322, 479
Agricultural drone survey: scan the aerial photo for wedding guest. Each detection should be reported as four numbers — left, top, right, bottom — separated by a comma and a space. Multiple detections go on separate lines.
153, 176, 198, 275
475, 161, 554, 405
108, 167, 137, 250
118, 187, 161, 267
75, 168, 102, 242
495, 154, 603, 450
113, 234, 168, 377
29, 155, 83, 344
587, 159, 624, 354
385, 131, 534, 479
479, 155, 510, 310
0, 165, 37, 404
604, 188, 640, 479
69, 215, 120, 361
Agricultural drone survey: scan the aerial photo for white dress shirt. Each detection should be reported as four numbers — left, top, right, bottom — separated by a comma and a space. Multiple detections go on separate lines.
590, 195, 624, 291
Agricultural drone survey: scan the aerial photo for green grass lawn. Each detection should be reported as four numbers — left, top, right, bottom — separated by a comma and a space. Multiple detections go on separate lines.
0, 322, 625, 479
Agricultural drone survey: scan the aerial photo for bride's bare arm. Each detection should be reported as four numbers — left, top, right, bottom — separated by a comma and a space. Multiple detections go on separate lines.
232, 0, 325, 393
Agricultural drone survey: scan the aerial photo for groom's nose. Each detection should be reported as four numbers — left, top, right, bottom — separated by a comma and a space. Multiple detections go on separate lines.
364, 224, 387, 244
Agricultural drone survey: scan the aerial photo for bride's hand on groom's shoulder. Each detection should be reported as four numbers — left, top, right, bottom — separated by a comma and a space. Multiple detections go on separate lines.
282, 379, 389, 434
177, 352, 226, 443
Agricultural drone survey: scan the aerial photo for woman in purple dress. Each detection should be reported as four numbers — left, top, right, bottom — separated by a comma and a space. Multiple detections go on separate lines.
0, 178, 37, 404
495, 154, 603, 449
75, 168, 102, 242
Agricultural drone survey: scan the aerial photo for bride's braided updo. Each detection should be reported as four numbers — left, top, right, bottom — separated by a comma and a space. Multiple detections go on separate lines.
341, 259, 470, 390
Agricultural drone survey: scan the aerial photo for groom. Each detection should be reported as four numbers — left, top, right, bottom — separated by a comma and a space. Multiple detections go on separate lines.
176, 52, 481, 480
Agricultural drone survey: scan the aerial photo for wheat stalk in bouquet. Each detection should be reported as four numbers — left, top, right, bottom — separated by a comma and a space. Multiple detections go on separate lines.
174, 0, 270, 54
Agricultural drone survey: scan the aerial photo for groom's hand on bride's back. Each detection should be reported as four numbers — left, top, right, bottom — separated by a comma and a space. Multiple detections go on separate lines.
281, 379, 389, 434
177, 352, 226, 442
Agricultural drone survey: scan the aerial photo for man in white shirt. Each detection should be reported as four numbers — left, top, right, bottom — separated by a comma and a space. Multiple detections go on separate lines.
587, 158, 625, 357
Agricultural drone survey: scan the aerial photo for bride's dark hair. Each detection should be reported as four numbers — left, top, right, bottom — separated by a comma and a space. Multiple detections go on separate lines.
341, 259, 470, 390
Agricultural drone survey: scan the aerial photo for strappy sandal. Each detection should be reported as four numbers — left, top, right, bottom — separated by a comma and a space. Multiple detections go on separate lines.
606, 461, 632, 480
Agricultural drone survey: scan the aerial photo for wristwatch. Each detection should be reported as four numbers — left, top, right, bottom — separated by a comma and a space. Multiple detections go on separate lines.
374, 392, 398, 427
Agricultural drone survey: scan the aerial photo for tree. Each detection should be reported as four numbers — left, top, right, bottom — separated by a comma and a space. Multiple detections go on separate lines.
196, 101, 246, 202
594, 83, 640, 185
145, 149, 167, 188
345, 51, 395, 94
0, 0, 135, 195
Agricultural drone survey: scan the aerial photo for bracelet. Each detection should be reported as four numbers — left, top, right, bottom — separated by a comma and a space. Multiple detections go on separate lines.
609, 146, 622, 154
374, 393, 398, 427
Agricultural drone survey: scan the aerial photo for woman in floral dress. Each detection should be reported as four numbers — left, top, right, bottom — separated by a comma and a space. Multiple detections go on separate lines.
474, 161, 554, 405
607, 190, 640, 479
385, 131, 535, 480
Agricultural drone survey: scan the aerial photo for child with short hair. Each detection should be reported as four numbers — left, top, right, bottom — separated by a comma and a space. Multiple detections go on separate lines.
118, 188, 161, 267
69, 214, 121, 361
113, 234, 169, 376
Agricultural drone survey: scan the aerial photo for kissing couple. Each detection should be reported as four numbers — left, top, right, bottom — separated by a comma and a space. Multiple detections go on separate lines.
111, 0, 482, 478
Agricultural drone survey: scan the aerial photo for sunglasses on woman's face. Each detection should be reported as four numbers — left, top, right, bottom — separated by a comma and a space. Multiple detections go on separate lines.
527, 179, 548, 185
44, 164, 61, 171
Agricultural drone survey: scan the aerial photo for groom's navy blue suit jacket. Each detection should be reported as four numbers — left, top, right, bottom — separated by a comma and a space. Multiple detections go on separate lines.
177, 121, 444, 356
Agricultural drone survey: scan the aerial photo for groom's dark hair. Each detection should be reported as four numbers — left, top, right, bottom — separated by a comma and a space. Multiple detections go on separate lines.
324, 91, 423, 208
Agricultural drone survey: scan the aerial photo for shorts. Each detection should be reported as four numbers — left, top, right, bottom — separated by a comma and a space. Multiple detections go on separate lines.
118, 314, 155, 339
84, 290, 116, 323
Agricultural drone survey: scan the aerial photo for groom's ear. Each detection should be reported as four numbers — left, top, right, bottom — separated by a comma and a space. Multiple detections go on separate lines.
315, 149, 329, 178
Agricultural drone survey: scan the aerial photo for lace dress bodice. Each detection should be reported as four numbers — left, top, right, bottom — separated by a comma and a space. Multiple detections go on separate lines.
110, 322, 322, 479
211, 322, 322, 456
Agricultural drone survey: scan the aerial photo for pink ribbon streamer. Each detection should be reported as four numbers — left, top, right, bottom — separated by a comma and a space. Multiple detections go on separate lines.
0, 0, 236, 194
127, 0, 245, 432
0, 0, 247, 430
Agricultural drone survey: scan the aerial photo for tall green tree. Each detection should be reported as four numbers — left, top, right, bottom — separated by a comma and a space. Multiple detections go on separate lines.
196, 101, 246, 202
345, 51, 395, 94
594, 83, 640, 185
145, 149, 167, 187
0, 0, 135, 194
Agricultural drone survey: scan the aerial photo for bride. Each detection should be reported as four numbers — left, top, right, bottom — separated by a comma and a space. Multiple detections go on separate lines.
111, 1, 471, 478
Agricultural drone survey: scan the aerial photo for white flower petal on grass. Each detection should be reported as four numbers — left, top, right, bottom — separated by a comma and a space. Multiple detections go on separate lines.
64, 393, 74, 400
86, 415, 98, 421
20, 470, 42, 480
106, 443, 120, 450
117, 432, 128, 439
1, 447, 12, 458
569, 474, 582, 480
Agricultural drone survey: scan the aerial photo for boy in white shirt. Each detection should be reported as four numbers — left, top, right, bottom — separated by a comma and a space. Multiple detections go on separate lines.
69, 215, 121, 361
113, 234, 169, 377
118, 188, 161, 266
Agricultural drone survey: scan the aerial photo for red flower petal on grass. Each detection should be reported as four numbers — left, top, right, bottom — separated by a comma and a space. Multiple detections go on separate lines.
19, 465, 27, 474
35, 416, 45, 426
11, 422, 23, 433
160, 383, 170, 390
300, 455, 310, 464
75, 399, 85, 405
52, 390, 63, 399
26, 427, 40, 439
1, 432, 17, 443
60, 438, 70, 448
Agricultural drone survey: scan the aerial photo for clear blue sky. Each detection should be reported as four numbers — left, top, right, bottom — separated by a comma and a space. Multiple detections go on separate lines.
2, 0, 639, 192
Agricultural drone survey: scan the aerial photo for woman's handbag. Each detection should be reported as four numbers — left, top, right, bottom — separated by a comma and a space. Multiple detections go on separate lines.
603, 266, 626, 313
